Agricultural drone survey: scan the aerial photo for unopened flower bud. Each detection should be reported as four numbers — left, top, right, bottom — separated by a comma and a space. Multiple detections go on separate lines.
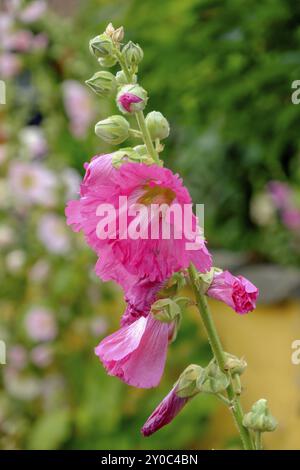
133, 144, 147, 156
199, 361, 229, 394
158, 272, 186, 298
151, 298, 181, 323
122, 41, 144, 66
95, 115, 129, 145
145, 111, 170, 140
105, 23, 124, 43
243, 399, 277, 432
89, 34, 113, 59
176, 364, 205, 398
224, 352, 247, 376
98, 56, 117, 68
117, 84, 148, 114
85, 71, 116, 97
116, 70, 137, 86
111, 148, 140, 168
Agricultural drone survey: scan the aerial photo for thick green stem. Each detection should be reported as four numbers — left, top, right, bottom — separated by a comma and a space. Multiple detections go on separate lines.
255, 431, 263, 450
188, 263, 254, 450
114, 49, 161, 165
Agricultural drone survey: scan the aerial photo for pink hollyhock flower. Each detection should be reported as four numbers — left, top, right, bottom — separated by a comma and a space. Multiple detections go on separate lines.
141, 385, 189, 436
95, 313, 170, 388
207, 270, 258, 314
62, 80, 95, 138
25, 307, 57, 342
8, 161, 56, 207
66, 155, 212, 284
4, 30, 33, 52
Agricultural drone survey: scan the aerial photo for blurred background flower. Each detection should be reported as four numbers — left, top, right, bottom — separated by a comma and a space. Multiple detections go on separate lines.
1, 0, 300, 451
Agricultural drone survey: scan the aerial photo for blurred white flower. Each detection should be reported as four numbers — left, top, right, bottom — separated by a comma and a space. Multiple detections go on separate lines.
24, 307, 57, 342
8, 161, 57, 207
19, 126, 48, 159
0, 225, 15, 248
61, 167, 81, 200
4, 368, 41, 401
37, 213, 70, 254
6, 250, 26, 273
250, 192, 276, 226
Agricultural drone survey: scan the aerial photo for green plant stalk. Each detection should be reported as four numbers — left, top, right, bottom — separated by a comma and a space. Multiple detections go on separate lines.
255, 431, 262, 450
114, 49, 161, 165
188, 263, 254, 450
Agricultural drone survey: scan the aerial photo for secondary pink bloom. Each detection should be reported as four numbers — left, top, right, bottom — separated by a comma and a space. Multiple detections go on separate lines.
207, 270, 258, 314
66, 156, 212, 284
8, 161, 56, 207
118, 92, 142, 113
95, 313, 169, 388
8, 345, 28, 370
62, 80, 95, 138
25, 307, 57, 342
141, 385, 189, 436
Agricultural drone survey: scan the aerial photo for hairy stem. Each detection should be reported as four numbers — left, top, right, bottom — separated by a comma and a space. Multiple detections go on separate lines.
188, 263, 254, 450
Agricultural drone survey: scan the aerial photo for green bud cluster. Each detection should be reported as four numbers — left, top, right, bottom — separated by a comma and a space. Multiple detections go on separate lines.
243, 399, 277, 433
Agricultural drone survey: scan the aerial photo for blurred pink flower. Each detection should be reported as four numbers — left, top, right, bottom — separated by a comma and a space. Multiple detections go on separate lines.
25, 307, 57, 342
31, 345, 53, 368
4, 30, 34, 52
9, 161, 57, 206
8, 345, 28, 370
0, 52, 21, 78
207, 270, 258, 314
32, 32, 48, 50
268, 181, 291, 210
19, 0, 46, 23
141, 385, 189, 436
282, 208, 300, 230
62, 80, 95, 138
38, 214, 70, 254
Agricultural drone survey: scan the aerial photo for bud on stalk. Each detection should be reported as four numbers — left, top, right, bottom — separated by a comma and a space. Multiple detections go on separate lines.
95, 115, 130, 144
